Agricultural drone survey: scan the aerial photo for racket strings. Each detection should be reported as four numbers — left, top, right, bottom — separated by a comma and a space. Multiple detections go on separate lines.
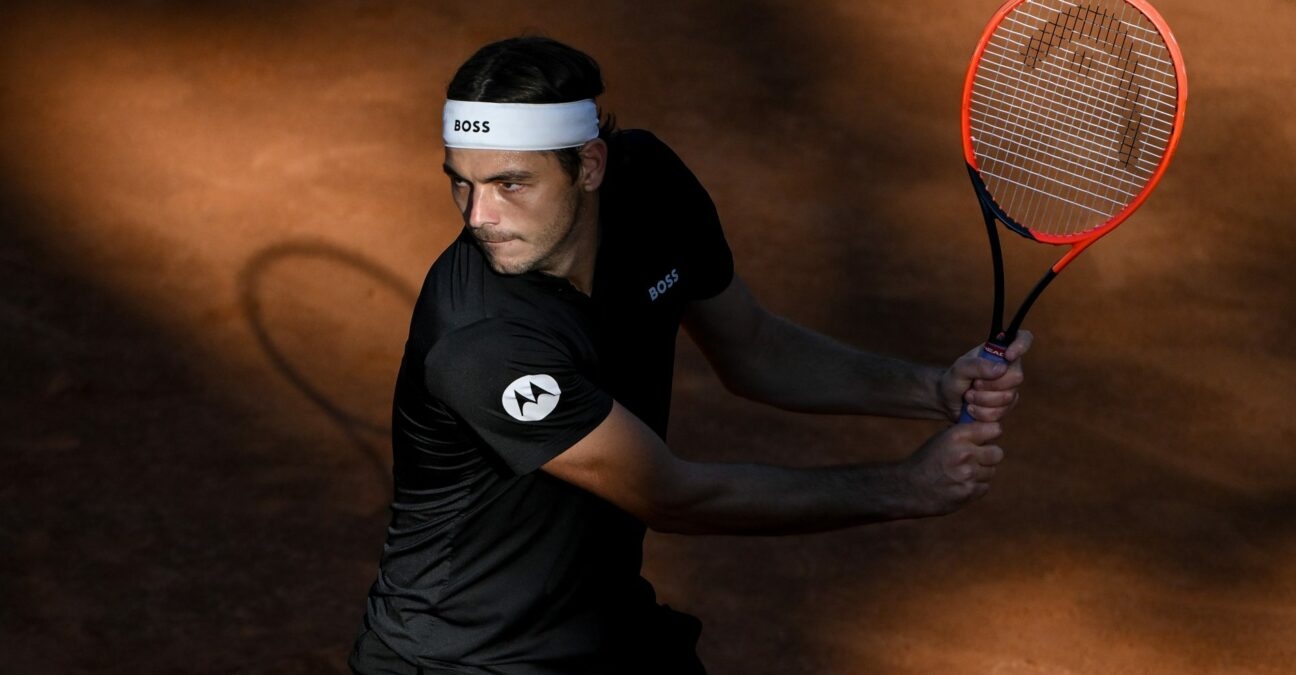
980, 35, 1177, 144
980, 23, 1177, 152
968, 0, 1180, 237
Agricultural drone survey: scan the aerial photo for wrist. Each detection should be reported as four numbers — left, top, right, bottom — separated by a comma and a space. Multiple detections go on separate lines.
866, 460, 931, 521
928, 366, 956, 422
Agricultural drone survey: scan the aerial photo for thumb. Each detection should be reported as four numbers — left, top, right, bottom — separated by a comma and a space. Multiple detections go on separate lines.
956, 352, 1008, 383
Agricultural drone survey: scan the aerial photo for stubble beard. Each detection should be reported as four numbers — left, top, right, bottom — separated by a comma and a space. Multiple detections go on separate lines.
479, 188, 585, 277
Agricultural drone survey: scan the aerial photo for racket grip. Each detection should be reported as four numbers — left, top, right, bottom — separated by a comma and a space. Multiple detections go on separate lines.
957, 341, 1009, 424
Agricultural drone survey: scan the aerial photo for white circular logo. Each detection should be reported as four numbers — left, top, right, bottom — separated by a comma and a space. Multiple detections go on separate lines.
501, 374, 562, 421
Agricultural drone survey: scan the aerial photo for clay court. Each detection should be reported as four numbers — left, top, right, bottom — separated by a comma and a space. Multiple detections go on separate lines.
2, 1, 1293, 672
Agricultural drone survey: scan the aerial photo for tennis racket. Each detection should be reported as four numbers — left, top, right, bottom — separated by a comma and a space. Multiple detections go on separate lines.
957, 0, 1187, 423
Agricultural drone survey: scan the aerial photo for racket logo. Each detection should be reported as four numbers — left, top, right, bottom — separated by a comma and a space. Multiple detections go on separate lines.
1022, 4, 1148, 168
1023, 5, 1136, 70
501, 374, 561, 422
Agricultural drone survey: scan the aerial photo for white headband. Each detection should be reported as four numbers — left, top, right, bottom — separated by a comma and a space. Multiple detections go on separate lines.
442, 99, 599, 151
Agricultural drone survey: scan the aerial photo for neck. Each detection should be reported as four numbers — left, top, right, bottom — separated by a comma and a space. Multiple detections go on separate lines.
547, 192, 601, 295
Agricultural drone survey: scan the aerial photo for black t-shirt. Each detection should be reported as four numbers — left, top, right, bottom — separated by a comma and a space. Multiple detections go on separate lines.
362, 130, 734, 673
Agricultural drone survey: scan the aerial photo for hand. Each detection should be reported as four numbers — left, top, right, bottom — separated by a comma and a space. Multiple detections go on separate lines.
902, 422, 1005, 517
938, 330, 1032, 422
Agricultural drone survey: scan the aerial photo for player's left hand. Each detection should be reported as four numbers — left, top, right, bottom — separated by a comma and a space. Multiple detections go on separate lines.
938, 330, 1032, 422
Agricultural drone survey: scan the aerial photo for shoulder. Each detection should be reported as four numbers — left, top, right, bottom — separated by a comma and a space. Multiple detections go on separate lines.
422, 229, 483, 298
602, 129, 717, 216
607, 128, 672, 156
428, 316, 567, 368
405, 232, 587, 378
600, 130, 733, 301
400, 232, 486, 352
605, 129, 696, 180
422, 317, 567, 404
412, 232, 565, 341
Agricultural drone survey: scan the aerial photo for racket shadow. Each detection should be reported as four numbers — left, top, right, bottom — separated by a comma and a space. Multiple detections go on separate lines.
238, 240, 419, 518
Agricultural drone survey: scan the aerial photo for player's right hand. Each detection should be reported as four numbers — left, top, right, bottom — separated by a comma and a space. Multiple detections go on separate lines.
901, 422, 1004, 517
939, 330, 1032, 423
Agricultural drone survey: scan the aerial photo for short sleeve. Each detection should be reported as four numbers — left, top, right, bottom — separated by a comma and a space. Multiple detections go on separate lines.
423, 318, 614, 475
608, 130, 735, 301
655, 140, 734, 301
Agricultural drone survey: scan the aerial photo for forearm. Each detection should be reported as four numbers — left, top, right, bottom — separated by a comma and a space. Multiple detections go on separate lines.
649, 458, 923, 536
711, 313, 948, 419
545, 402, 998, 538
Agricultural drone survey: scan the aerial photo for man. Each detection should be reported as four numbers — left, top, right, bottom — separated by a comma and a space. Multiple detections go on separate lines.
350, 36, 1031, 675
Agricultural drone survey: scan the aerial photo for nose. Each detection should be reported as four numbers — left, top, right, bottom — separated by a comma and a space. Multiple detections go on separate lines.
465, 186, 499, 228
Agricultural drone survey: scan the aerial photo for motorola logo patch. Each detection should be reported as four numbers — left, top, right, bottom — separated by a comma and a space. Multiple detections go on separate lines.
501, 374, 561, 421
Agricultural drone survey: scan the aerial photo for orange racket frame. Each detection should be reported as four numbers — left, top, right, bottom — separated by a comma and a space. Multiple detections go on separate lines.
956, 0, 1187, 422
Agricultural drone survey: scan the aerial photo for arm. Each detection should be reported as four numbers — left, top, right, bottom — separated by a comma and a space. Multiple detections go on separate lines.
682, 274, 1031, 421
542, 401, 1005, 535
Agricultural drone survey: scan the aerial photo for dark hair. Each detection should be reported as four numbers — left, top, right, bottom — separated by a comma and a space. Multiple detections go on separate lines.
447, 36, 616, 180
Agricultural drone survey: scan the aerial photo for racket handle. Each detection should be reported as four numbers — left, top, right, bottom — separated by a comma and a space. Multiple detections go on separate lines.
957, 341, 1009, 424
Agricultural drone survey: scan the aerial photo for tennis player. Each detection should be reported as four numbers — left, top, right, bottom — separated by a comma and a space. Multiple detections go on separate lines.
349, 35, 1031, 675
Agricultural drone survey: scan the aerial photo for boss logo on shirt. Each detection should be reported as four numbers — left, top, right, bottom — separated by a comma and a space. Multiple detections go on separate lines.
501, 374, 561, 421
647, 268, 680, 302
452, 120, 491, 133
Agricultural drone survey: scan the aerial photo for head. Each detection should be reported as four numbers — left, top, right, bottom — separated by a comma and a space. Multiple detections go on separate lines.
447, 36, 616, 179
442, 37, 616, 280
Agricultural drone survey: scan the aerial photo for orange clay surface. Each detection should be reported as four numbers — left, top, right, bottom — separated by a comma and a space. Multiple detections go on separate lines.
2, 1, 1294, 673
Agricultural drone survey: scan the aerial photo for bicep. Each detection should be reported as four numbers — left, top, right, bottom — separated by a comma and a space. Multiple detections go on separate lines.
427, 319, 613, 475
541, 401, 706, 531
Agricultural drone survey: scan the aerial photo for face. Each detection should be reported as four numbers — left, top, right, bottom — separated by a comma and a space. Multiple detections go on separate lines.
443, 148, 588, 278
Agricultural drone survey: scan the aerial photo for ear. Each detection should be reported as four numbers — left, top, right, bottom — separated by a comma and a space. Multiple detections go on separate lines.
576, 139, 608, 192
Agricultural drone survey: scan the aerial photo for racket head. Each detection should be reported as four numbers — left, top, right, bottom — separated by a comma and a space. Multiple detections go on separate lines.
961, 0, 1187, 249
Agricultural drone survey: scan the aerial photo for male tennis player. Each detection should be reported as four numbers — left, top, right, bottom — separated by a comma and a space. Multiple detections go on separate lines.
349, 36, 1031, 675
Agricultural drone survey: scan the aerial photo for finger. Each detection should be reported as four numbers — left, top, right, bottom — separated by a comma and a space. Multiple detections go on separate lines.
970, 390, 1022, 421
969, 372, 1023, 392
953, 420, 1002, 445
963, 405, 997, 423
959, 459, 997, 480
965, 388, 1020, 409
958, 354, 1009, 382
1005, 329, 1034, 361
951, 459, 998, 483
947, 348, 1013, 412
975, 444, 1005, 467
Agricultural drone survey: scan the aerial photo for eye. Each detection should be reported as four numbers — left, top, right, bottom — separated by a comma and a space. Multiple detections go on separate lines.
450, 177, 470, 189
500, 182, 524, 192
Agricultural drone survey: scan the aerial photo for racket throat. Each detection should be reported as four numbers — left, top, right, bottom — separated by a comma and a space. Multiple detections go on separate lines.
968, 164, 1058, 350
998, 268, 1058, 346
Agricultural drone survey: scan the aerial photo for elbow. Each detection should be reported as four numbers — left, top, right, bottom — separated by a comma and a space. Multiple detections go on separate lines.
643, 513, 709, 536
637, 497, 699, 535
642, 502, 711, 534
634, 476, 719, 536
713, 368, 804, 411
710, 361, 775, 404
644, 516, 689, 535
